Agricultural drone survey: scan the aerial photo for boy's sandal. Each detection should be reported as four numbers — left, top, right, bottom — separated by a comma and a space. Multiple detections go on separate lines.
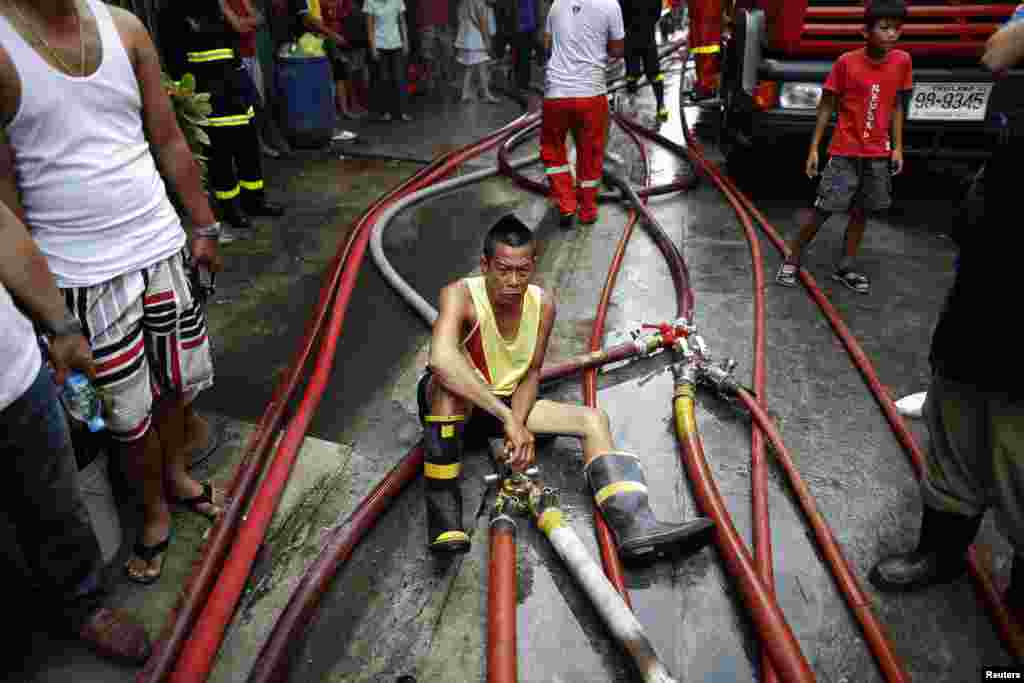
775, 262, 799, 287
832, 268, 870, 294
124, 534, 170, 585
171, 481, 222, 521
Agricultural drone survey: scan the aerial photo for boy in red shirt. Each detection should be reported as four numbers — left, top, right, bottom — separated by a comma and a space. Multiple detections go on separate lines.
775, 0, 912, 294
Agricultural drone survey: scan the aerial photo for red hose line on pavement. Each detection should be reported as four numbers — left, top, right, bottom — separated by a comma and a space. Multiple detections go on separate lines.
735, 388, 911, 682
487, 516, 518, 683
155, 115, 540, 683
667, 101, 1024, 660
578, 117, 650, 601
620, 111, 913, 680
137, 148, 463, 683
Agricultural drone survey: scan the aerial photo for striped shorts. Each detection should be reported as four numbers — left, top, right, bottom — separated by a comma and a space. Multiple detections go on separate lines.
61, 249, 214, 442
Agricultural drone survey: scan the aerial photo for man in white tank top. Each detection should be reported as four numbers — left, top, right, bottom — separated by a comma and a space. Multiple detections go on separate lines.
0, 0, 227, 585
419, 214, 715, 560
0, 202, 151, 665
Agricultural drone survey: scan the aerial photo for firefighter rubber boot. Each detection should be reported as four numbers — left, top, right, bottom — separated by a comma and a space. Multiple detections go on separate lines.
423, 415, 471, 553
219, 196, 251, 229
869, 505, 982, 592
626, 75, 639, 96
653, 76, 668, 121
586, 452, 715, 560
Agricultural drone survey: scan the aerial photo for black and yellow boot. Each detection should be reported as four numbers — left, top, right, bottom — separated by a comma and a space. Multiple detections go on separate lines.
423, 415, 471, 553
586, 452, 714, 560
626, 75, 639, 96
653, 73, 669, 121
869, 504, 982, 592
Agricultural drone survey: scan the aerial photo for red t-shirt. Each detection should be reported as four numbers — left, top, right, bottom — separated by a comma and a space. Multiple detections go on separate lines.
824, 48, 913, 158
227, 0, 258, 57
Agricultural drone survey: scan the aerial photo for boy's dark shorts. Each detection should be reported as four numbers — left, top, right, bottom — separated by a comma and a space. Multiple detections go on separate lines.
815, 155, 892, 214
417, 369, 509, 448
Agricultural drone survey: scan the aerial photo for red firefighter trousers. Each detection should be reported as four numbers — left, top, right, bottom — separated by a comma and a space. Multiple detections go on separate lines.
540, 95, 609, 221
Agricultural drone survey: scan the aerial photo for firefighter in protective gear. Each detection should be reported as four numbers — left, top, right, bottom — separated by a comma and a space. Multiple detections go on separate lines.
621, 0, 668, 120
420, 215, 715, 558
542, 0, 625, 226
177, 1, 284, 229
685, 0, 721, 100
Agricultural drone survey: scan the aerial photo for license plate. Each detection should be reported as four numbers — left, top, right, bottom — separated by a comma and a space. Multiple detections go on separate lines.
908, 83, 993, 122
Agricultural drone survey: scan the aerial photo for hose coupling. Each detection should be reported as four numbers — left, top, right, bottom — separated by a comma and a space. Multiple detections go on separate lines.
697, 357, 740, 397
671, 358, 698, 386
484, 465, 539, 486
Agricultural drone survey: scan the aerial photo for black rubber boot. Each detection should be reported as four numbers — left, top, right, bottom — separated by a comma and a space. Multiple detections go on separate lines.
423, 416, 471, 553
652, 78, 668, 120
586, 452, 715, 560
626, 76, 639, 95
869, 505, 982, 592
219, 197, 251, 229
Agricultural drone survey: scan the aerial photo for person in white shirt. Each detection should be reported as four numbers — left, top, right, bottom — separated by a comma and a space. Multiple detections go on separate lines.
0, 201, 151, 666
366, 0, 412, 121
0, 0, 225, 586
541, 0, 624, 226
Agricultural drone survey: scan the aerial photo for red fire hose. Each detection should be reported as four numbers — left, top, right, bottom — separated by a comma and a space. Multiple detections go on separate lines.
138, 146, 465, 683
146, 114, 541, 683
487, 515, 518, 683
665, 99, 1024, 661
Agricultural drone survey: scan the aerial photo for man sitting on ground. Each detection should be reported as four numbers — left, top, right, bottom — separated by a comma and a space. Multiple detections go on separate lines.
418, 214, 715, 558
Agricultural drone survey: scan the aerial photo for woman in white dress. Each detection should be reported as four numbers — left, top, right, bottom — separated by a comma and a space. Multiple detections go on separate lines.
455, 0, 498, 102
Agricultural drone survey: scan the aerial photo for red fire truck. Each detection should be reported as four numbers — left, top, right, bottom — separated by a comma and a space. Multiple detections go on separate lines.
702, 1, 1023, 170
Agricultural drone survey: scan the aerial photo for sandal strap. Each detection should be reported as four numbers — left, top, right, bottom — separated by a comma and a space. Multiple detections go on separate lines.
132, 535, 170, 562
836, 269, 869, 284
174, 481, 214, 508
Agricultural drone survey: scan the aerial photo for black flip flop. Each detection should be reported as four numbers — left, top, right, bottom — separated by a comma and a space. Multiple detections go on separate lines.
124, 534, 170, 585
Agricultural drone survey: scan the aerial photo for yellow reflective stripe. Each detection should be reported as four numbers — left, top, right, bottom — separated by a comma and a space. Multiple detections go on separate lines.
654, 73, 665, 82
215, 185, 240, 200
432, 530, 469, 544
594, 480, 647, 505
205, 115, 253, 127
239, 179, 264, 190
424, 415, 466, 423
579, 179, 601, 188
691, 44, 721, 54
545, 165, 572, 175
537, 508, 564, 534
424, 462, 461, 479
186, 48, 235, 62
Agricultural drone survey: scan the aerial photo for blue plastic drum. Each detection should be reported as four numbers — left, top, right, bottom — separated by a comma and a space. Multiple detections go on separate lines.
275, 54, 336, 149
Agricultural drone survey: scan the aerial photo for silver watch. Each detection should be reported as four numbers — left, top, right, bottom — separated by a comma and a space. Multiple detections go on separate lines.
193, 222, 222, 239
48, 312, 84, 338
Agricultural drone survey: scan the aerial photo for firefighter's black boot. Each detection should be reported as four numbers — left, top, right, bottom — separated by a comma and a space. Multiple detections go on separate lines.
423, 415, 471, 553
626, 75, 639, 96
653, 76, 668, 121
586, 452, 714, 560
869, 505, 982, 592
219, 196, 251, 229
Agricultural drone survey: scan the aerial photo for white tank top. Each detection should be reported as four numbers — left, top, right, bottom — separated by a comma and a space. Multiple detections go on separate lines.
0, 0, 185, 288
0, 281, 42, 412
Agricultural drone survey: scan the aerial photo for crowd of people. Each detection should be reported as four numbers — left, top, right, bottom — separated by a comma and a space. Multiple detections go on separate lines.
1, 0, 1023, 673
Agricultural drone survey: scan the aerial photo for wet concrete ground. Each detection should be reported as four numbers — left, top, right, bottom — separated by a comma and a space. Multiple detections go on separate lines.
6, 46, 1017, 683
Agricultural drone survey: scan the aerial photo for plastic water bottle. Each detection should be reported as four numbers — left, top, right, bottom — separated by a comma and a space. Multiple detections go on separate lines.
62, 371, 106, 433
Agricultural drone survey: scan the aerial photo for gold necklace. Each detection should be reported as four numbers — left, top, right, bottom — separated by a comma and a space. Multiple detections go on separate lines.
9, 1, 86, 77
